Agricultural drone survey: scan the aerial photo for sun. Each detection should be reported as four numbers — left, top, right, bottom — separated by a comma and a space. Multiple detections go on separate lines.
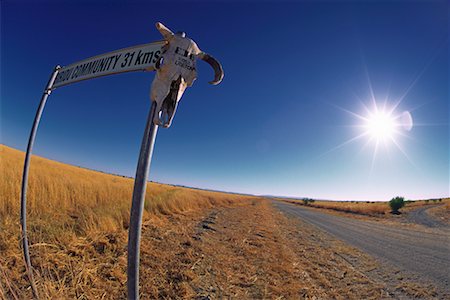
350, 101, 415, 167
364, 109, 397, 141
324, 64, 420, 170
326, 100, 415, 169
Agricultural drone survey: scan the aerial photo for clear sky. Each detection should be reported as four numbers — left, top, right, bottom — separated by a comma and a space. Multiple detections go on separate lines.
2, 1, 448, 201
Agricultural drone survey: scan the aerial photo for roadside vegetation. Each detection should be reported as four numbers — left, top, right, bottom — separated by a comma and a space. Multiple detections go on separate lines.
282, 196, 449, 217
0, 145, 256, 298
0, 145, 254, 235
1, 145, 445, 298
389, 196, 405, 214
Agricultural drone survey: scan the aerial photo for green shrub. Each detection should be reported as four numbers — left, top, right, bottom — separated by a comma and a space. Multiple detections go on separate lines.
389, 196, 405, 214
302, 198, 315, 205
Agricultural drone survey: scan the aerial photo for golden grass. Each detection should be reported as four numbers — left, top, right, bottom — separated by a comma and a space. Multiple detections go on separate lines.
0, 144, 256, 298
0, 144, 252, 236
308, 200, 387, 215
282, 197, 450, 216
0, 144, 445, 298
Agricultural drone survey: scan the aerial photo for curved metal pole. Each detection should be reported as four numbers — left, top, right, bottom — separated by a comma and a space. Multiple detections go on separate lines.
20, 65, 60, 299
127, 101, 159, 299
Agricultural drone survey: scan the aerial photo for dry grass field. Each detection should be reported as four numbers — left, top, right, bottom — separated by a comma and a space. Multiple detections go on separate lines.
0, 145, 255, 298
0, 145, 444, 299
0, 145, 251, 232
282, 197, 450, 217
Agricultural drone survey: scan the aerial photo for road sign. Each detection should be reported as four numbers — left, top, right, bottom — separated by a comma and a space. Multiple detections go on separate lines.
53, 41, 165, 88
21, 22, 223, 300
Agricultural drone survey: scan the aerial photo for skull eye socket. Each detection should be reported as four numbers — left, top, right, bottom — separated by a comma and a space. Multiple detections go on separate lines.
158, 110, 170, 126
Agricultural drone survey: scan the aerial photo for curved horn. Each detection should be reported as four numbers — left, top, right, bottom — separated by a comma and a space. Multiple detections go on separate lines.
199, 53, 224, 85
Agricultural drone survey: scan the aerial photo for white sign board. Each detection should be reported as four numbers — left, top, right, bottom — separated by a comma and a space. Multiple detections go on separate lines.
53, 41, 165, 89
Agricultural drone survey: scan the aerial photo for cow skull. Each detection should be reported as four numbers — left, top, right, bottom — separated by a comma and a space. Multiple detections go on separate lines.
150, 22, 224, 128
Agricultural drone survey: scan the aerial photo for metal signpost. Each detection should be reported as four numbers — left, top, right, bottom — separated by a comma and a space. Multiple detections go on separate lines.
20, 22, 223, 300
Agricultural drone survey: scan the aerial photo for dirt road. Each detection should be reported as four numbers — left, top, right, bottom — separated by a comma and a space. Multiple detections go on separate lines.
273, 201, 450, 292
406, 204, 448, 227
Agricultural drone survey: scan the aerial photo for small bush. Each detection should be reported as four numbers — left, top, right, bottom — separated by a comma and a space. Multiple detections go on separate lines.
389, 196, 405, 214
302, 198, 315, 205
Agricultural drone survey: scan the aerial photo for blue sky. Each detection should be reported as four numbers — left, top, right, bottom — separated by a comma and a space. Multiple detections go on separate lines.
2, 1, 448, 201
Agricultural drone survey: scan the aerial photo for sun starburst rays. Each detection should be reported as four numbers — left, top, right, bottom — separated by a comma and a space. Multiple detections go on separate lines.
325, 100, 415, 171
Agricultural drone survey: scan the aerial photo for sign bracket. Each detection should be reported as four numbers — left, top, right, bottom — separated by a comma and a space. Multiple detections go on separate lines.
20, 65, 60, 299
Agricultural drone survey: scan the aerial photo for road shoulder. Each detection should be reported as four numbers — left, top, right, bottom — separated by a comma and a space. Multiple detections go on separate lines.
273, 200, 449, 299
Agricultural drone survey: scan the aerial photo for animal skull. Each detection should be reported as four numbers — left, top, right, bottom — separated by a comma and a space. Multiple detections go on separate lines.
150, 22, 224, 128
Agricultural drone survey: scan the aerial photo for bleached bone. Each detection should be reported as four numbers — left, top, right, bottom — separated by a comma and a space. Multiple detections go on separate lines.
150, 22, 224, 128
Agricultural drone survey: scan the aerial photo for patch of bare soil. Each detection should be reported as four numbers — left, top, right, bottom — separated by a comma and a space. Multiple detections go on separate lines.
186, 200, 388, 299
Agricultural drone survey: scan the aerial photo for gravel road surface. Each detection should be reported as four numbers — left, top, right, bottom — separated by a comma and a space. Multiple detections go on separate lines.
406, 204, 448, 228
273, 201, 450, 291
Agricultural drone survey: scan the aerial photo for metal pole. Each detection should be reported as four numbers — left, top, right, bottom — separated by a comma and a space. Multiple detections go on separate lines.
127, 101, 159, 300
20, 65, 60, 299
